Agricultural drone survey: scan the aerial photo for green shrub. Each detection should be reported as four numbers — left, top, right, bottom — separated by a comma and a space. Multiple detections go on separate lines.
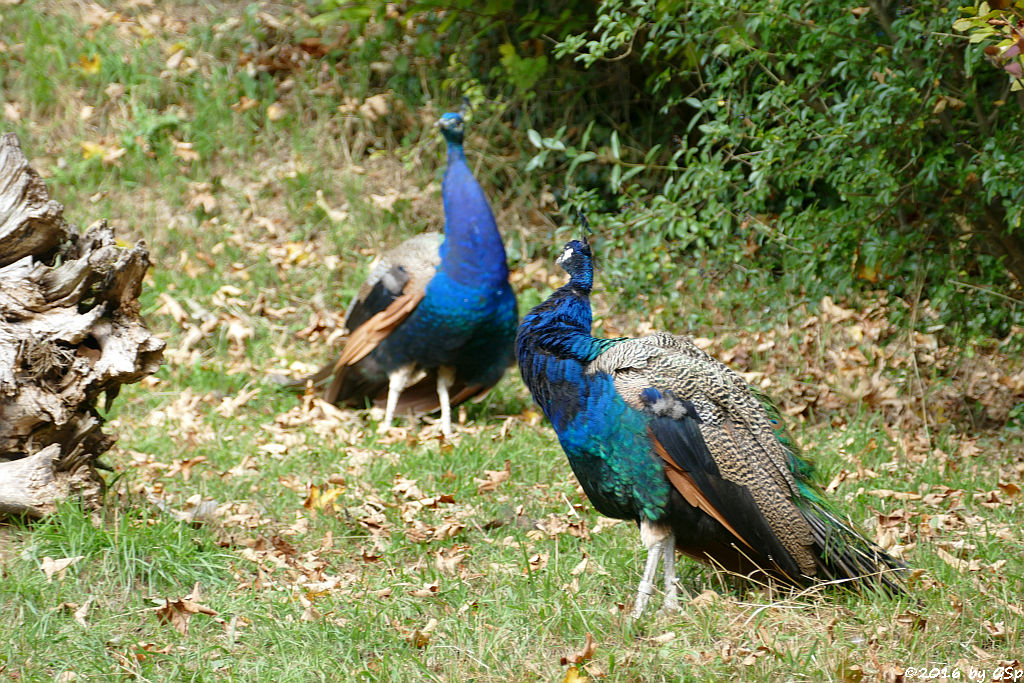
528, 0, 1024, 338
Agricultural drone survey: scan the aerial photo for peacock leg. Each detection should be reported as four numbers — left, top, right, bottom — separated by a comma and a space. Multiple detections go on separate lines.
661, 533, 680, 613
633, 520, 671, 618
436, 365, 456, 437
381, 364, 416, 431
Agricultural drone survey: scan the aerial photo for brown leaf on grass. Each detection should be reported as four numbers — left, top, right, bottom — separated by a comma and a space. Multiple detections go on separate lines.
563, 666, 590, 683
77, 54, 101, 74
894, 611, 926, 632
358, 93, 389, 121
408, 581, 439, 598
165, 47, 185, 70
128, 641, 173, 661
525, 552, 549, 574
231, 96, 259, 112
475, 460, 511, 493
165, 456, 206, 482
3, 101, 21, 121
186, 182, 218, 213
740, 645, 771, 666
407, 617, 438, 648
58, 598, 93, 628
214, 388, 259, 417
434, 545, 467, 575
266, 102, 285, 121
561, 632, 597, 666
997, 481, 1021, 497
867, 489, 922, 501
303, 481, 344, 513
40, 556, 84, 582
974, 490, 1005, 509
81, 139, 126, 164
690, 589, 720, 609
983, 620, 1006, 639
154, 597, 218, 635
392, 476, 425, 500
820, 296, 856, 322
171, 137, 199, 162
532, 514, 591, 540
836, 660, 865, 683
155, 292, 189, 325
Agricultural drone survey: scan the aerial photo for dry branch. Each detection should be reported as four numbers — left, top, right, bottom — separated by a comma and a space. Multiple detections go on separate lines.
0, 132, 164, 517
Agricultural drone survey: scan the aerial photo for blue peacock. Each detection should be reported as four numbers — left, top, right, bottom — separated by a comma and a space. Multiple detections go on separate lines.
516, 235, 905, 617
292, 112, 517, 436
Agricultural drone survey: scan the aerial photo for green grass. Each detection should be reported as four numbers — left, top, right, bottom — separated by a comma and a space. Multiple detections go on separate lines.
2, 2, 1023, 681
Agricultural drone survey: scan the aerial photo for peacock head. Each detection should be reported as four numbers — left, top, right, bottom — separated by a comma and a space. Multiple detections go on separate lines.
555, 239, 594, 290
437, 112, 465, 145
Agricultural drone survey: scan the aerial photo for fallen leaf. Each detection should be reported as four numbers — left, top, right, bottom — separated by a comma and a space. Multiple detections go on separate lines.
80, 139, 126, 164
266, 102, 285, 121
40, 556, 84, 582
895, 611, 927, 632
78, 54, 101, 74
231, 96, 259, 112
997, 481, 1020, 497
408, 581, 440, 598
563, 666, 590, 683
561, 632, 597, 666
408, 617, 437, 648
475, 460, 511, 493
3, 101, 21, 121
358, 93, 389, 121
525, 552, 548, 573
166, 48, 185, 70
303, 483, 344, 513
154, 597, 218, 635
983, 620, 1006, 639
73, 598, 92, 627
689, 589, 719, 608
171, 137, 200, 162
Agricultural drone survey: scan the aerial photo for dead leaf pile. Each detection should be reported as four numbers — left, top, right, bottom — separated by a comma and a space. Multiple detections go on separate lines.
595, 294, 1024, 435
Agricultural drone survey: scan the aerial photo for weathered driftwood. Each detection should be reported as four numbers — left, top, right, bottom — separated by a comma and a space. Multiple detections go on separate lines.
0, 132, 164, 517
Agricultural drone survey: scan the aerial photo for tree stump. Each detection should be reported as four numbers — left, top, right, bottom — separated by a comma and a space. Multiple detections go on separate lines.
0, 133, 164, 517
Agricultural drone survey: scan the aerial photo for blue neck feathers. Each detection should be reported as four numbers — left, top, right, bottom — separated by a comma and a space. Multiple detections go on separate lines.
439, 140, 509, 285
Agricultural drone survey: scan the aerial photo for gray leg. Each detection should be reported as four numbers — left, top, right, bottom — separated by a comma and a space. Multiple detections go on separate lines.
661, 533, 680, 613
633, 519, 671, 619
436, 366, 456, 437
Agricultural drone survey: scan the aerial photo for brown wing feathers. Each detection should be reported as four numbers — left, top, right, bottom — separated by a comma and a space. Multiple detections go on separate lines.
650, 430, 753, 551
323, 289, 425, 403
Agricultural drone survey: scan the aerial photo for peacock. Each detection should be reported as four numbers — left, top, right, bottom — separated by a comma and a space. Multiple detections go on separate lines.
515, 235, 906, 617
288, 112, 517, 436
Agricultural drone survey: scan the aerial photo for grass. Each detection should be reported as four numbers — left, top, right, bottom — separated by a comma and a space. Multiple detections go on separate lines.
2, 2, 1023, 681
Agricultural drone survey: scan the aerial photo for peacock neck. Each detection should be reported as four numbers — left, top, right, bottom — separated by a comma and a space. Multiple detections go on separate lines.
438, 141, 509, 286
522, 286, 613, 362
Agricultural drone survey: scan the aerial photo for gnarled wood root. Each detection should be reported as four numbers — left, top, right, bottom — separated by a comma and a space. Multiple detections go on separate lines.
0, 132, 164, 516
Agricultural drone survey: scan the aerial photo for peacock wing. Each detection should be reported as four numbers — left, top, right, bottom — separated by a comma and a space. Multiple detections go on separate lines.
591, 337, 818, 577
323, 233, 442, 403
342, 232, 443, 332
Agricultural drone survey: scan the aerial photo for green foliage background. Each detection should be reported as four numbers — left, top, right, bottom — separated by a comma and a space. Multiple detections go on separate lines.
318, 0, 1024, 339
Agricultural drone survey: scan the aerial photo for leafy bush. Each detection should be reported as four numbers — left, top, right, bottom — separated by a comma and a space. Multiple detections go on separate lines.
527, 0, 1024, 338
